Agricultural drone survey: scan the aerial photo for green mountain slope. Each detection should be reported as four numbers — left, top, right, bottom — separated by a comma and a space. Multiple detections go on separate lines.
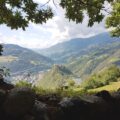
0, 44, 54, 75
81, 66, 120, 90
66, 41, 120, 79
35, 33, 120, 79
36, 65, 75, 89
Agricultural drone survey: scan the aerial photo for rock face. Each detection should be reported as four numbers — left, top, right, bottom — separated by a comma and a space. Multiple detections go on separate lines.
95, 90, 112, 101
3, 87, 35, 118
32, 100, 49, 120
57, 92, 120, 120
1, 87, 120, 120
58, 97, 91, 120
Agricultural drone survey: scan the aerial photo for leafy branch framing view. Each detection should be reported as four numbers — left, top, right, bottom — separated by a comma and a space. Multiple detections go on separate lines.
0, 0, 119, 35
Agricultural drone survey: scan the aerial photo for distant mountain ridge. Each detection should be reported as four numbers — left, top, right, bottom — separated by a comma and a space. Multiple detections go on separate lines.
66, 41, 120, 79
0, 44, 54, 75
37, 33, 119, 63
35, 32, 120, 79
1, 32, 120, 85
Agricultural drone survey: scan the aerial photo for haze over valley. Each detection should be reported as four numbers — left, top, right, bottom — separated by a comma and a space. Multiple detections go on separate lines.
0, 32, 120, 88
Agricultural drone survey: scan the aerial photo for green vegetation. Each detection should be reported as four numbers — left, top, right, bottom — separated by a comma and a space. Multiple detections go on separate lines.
67, 41, 120, 79
36, 65, 76, 89
15, 80, 85, 97
39, 34, 120, 80
60, 0, 120, 37
68, 79, 75, 87
0, 0, 119, 37
88, 81, 120, 93
106, 1, 120, 37
81, 66, 120, 89
0, 0, 53, 30
8, 43, 120, 96
16, 81, 32, 88
0, 44, 53, 74
1, 41, 120, 96
14, 65, 120, 97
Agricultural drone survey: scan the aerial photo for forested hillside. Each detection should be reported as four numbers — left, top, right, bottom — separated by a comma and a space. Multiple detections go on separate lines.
0, 44, 54, 75
67, 41, 120, 79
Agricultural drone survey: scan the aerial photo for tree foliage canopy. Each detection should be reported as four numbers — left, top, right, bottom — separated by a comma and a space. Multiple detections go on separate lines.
60, 0, 120, 37
0, 0, 119, 35
0, 0, 53, 30
106, 1, 120, 37
60, 0, 112, 26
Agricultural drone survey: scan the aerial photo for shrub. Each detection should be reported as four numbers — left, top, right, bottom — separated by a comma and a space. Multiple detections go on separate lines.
16, 81, 32, 88
81, 66, 120, 89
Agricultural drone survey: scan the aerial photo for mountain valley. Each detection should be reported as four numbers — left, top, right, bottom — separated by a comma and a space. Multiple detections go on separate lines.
0, 32, 120, 86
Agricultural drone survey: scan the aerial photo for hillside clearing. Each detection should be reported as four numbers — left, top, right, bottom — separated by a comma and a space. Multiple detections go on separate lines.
88, 81, 120, 93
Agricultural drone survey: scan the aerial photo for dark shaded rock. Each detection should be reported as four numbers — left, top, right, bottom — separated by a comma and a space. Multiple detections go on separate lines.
0, 80, 14, 91
0, 73, 14, 91
58, 95, 115, 120
3, 87, 35, 118
22, 115, 35, 120
0, 89, 6, 105
0, 89, 6, 120
58, 97, 91, 120
95, 90, 112, 101
59, 97, 74, 108
32, 100, 49, 120
83, 95, 110, 120
83, 95, 105, 103
36, 94, 61, 106
48, 94, 61, 106
117, 88, 120, 93
112, 92, 120, 100
110, 91, 120, 119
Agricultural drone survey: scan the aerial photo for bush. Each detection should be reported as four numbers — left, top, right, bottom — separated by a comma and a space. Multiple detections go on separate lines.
81, 66, 120, 89
16, 81, 32, 88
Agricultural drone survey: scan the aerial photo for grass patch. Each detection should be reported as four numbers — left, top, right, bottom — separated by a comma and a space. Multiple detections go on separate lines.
0, 56, 18, 63
88, 81, 120, 94
109, 58, 120, 63
33, 86, 87, 97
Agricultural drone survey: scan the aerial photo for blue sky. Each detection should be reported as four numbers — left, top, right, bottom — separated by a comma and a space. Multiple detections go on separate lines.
0, 0, 109, 49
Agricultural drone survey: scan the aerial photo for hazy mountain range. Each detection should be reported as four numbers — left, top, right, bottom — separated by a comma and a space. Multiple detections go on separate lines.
36, 32, 120, 79
0, 44, 53, 75
37, 33, 119, 63
0, 32, 120, 85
